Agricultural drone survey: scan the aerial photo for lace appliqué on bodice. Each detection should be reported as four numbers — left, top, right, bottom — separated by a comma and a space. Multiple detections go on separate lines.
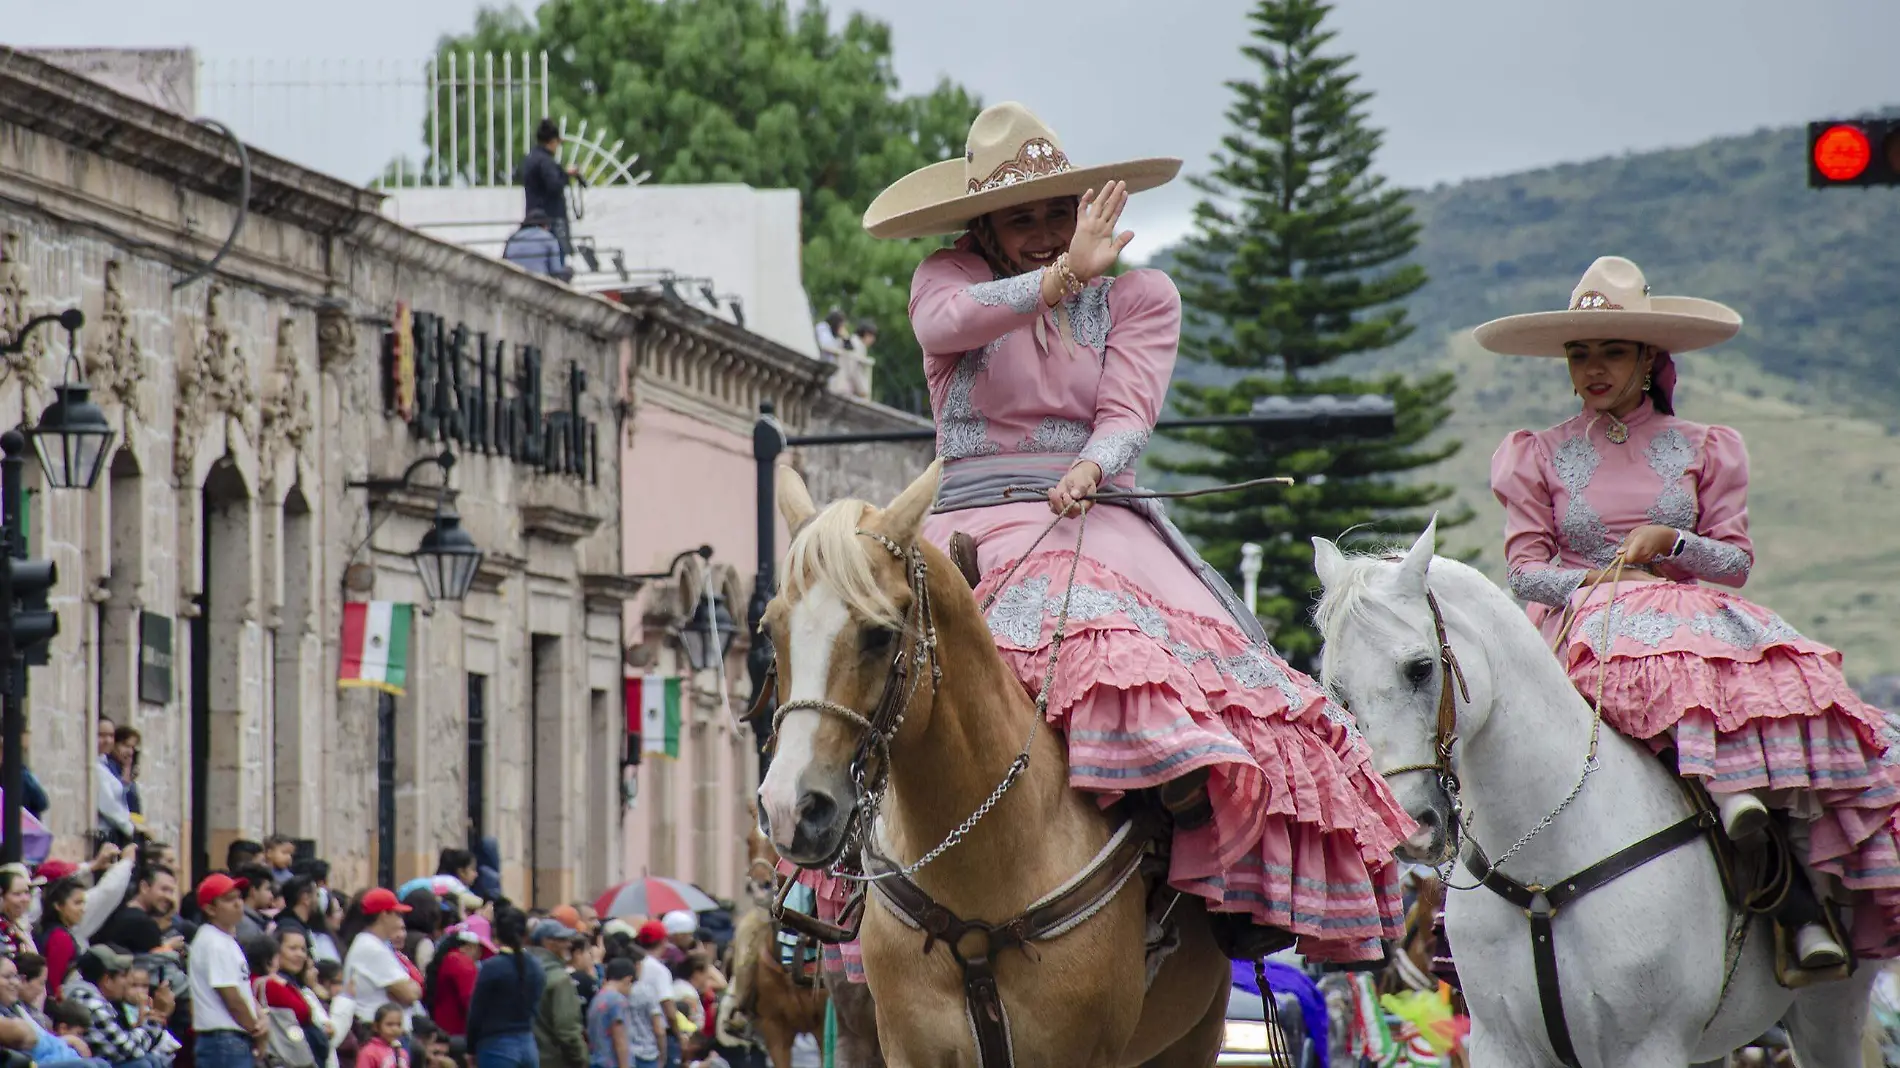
939, 341, 1004, 460
1016, 416, 1092, 455
1644, 429, 1697, 530
1551, 435, 1616, 567
1068, 279, 1115, 353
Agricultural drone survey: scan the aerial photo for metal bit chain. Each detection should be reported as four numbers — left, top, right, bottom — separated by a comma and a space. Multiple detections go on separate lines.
840, 506, 1090, 884
1440, 557, 1619, 891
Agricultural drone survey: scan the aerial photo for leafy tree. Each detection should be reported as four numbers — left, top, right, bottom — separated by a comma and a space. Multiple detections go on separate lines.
1158, 0, 1467, 668
431, 0, 981, 411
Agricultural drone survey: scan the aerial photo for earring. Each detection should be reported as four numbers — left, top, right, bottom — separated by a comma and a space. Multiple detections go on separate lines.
1642, 373, 1653, 391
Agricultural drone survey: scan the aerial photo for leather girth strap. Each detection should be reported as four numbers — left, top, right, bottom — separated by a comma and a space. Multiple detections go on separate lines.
1464, 808, 1714, 1068
862, 818, 1154, 1068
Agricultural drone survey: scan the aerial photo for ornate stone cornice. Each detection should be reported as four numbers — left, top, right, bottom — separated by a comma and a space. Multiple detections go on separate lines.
619, 291, 833, 432
521, 504, 602, 543
0, 48, 378, 237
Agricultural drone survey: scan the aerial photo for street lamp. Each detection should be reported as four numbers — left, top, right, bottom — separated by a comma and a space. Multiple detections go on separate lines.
348, 450, 485, 603
0, 305, 102, 865
2, 310, 114, 492
632, 545, 738, 672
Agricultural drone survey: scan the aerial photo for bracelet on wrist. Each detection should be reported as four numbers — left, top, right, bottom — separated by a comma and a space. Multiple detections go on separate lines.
1053, 253, 1086, 298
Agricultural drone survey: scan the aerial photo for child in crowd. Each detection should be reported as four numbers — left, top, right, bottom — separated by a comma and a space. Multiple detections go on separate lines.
355, 1004, 410, 1068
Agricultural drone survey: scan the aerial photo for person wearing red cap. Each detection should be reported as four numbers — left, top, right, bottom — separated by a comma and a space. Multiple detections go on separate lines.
343, 888, 421, 1029
189, 872, 266, 1068
628, 923, 675, 1063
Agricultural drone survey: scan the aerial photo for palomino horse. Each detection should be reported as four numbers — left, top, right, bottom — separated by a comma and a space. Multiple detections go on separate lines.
736, 806, 885, 1068
755, 462, 1231, 1067
1311, 521, 1877, 1068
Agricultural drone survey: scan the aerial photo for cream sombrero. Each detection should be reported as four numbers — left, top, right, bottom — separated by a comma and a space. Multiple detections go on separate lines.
863, 102, 1181, 241
1474, 256, 1742, 357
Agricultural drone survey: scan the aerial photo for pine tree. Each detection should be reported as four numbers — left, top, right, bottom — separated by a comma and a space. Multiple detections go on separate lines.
1159, 0, 1469, 670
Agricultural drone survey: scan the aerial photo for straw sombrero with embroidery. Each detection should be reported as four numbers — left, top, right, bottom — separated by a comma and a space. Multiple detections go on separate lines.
1474, 256, 1742, 357
863, 102, 1181, 241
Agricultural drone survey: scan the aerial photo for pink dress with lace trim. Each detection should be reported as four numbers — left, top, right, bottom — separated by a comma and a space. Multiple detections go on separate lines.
781, 240, 1414, 967
1491, 400, 1900, 958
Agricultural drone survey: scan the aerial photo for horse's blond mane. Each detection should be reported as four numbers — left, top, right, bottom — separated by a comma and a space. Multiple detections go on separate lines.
727, 906, 770, 1006
782, 498, 903, 628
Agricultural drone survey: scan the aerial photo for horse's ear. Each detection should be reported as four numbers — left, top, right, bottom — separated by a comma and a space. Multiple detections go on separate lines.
1398, 514, 1440, 590
777, 464, 817, 530
871, 459, 942, 545
1312, 536, 1347, 590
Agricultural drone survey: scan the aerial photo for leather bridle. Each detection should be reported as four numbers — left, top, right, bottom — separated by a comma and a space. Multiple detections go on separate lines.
753, 529, 941, 943
1375, 589, 1470, 798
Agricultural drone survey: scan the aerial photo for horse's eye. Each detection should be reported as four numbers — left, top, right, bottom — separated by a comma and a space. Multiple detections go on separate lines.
860, 626, 898, 655
1404, 657, 1435, 687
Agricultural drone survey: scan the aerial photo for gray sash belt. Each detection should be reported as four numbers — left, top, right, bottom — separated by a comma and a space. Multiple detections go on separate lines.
932, 459, 1270, 649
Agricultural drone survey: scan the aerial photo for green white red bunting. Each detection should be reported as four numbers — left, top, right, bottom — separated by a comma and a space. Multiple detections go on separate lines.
631, 674, 682, 759
339, 602, 413, 696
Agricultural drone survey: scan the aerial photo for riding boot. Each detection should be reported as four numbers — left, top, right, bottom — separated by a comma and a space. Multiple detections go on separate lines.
1775, 815, 1848, 971
1208, 911, 1297, 962
1718, 789, 1771, 845
1158, 766, 1214, 830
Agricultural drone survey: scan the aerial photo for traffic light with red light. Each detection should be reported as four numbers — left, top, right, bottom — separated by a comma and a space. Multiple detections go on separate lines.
1808, 119, 1900, 187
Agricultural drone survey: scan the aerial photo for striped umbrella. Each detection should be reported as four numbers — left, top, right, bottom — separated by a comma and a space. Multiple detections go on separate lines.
594, 876, 719, 919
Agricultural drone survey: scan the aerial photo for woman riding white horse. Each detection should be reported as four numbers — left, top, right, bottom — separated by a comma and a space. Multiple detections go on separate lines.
1477, 256, 1900, 971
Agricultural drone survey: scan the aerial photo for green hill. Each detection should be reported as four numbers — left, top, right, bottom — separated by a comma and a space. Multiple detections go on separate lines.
1152, 120, 1900, 679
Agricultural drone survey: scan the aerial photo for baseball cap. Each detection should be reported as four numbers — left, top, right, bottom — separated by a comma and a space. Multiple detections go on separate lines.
33, 860, 80, 885
601, 919, 638, 941
361, 888, 413, 916
634, 920, 667, 949
529, 918, 575, 944
549, 904, 582, 931
81, 945, 133, 973
661, 910, 697, 936
446, 916, 498, 956
196, 873, 250, 909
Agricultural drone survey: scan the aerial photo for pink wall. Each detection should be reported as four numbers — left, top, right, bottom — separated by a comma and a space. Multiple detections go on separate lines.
619, 403, 786, 901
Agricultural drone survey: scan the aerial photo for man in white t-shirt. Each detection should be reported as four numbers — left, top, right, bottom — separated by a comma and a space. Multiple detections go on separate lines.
189, 872, 266, 1068
343, 888, 422, 1027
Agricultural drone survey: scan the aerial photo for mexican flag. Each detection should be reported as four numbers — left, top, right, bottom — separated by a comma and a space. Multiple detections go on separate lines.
339, 602, 414, 696
632, 674, 682, 759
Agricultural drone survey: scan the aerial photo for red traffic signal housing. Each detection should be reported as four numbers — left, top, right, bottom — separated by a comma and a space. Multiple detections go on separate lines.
1809, 119, 1899, 187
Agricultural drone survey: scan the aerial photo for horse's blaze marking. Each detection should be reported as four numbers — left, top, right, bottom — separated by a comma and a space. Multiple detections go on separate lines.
758, 583, 849, 836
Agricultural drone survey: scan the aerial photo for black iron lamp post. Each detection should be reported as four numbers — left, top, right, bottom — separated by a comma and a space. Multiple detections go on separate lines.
349, 450, 485, 603
632, 545, 739, 673
0, 307, 105, 864
23, 310, 115, 491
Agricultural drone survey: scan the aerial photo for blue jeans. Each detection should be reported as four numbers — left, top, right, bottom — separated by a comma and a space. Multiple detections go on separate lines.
195, 1032, 255, 1068
635, 1059, 658, 1068
475, 1032, 539, 1068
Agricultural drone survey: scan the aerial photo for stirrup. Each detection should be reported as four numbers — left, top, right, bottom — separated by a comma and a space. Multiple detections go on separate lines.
1794, 923, 1847, 970
1720, 791, 1770, 845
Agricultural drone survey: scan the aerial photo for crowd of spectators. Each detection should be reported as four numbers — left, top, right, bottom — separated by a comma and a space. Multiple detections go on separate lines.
0, 836, 735, 1068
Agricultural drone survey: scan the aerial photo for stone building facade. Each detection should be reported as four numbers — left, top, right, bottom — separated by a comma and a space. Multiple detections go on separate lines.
0, 49, 630, 903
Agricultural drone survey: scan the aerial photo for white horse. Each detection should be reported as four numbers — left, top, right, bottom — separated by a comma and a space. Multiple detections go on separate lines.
1311, 521, 1878, 1068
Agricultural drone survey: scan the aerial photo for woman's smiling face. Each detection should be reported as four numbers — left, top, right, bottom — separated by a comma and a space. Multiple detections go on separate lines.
1565, 338, 1653, 415
983, 197, 1079, 274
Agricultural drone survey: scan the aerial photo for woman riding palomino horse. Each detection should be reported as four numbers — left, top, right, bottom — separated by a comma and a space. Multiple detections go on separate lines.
1479, 255, 1900, 971
757, 101, 1414, 966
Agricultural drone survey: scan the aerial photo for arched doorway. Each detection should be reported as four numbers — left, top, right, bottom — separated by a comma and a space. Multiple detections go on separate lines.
191, 462, 254, 879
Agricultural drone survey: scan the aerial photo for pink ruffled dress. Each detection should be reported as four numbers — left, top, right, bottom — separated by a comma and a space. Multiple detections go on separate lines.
801, 239, 1412, 964
1491, 399, 1900, 958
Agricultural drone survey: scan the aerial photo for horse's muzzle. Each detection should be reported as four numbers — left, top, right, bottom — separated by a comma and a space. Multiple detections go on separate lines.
1399, 799, 1457, 865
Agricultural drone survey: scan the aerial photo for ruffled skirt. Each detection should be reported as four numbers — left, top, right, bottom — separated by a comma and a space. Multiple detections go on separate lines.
915, 501, 1413, 962
1539, 579, 1900, 958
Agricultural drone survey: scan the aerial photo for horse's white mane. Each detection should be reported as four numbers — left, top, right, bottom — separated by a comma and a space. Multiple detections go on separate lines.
1312, 549, 1525, 683
782, 498, 903, 628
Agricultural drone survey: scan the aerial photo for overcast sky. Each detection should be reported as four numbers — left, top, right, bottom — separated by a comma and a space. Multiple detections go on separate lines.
7, 0, 1897, 254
